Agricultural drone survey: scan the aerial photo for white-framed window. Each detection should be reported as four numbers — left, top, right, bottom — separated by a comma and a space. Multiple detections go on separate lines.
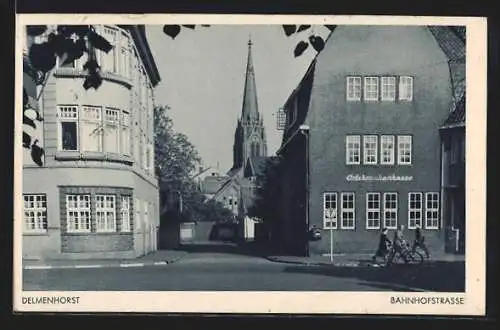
346, 135, 361, 165
346, 76, 362, 101
23, 194, 47, 233
102, 26, 118, 74
397, 135, 412, 165
383, 193, 398, 229
364, 76, 379, 101
141, 134, 147, 169
408, 192, 423, 229
104, 108, 120, 153
81, 105, 102, 152
121, 111, 131, 156
133, 122, 141, 163
148, 142, 155, 175
66, 194, 91, 233
134, 198, 141, 230
57, 105, 79, 151
323, 192, 338, 229
119, 31, 131, 79
120, 195, 131, 232
380, 135, 395, 165
363, 135, 378, 165
381, 76, 396, 101
95, 194, 116, 232
366, 193, 380, 229
399, 76, 413, 101
425, 192, 440, 229
341, 192, 355, 229
143, 201, 149, 228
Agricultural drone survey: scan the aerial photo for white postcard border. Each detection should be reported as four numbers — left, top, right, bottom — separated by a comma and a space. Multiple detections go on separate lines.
14, 14, 487, 315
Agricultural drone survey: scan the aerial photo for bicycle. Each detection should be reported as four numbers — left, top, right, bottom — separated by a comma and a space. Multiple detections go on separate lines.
383, 242, 424, 267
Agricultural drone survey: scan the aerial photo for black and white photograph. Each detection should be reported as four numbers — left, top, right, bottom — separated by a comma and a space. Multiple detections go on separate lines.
14, 14, 487, 315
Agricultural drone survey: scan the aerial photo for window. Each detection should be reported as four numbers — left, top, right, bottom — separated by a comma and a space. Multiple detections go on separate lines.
346, 135, 361, 165
23, 194, 47, 232
380, 135, 395, 165
102, 26, 118, 74
323, 192, 338, 229
95, 195, 116, 232
251, 141, 260, 157
120, 32, 131, 79
364, 77, 379, 101
143, 201, 149, 228
363, 135, 378, 165
58, 105, 130, 157
425, 192, 440, 229
399, 76, 413, 101
408, 192, 423, 229
366, 193, 380, 229
81, 106, 102, 152
141, 135, 147, 169
383, 193, 398, 229
121, 111, 131, 156
121, 196, 131, 232
346, 76, 362, 101
134, 198, 141, 230
381, 76, 396, 101
397, 135, 412, 165
148, 143, 154, 174
341, 192, 355, 229
66, 194, 91, 233
104, 108, 120, 153
58, 106, 79, 151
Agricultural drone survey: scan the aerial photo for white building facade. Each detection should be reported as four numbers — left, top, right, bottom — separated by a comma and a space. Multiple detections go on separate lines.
22, 25, 162, 259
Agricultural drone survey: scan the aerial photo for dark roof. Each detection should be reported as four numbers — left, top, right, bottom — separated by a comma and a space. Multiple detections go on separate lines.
427, 26, 466, 111
244, 156, 268, 178
450, 26, 466, 42
441, 92, 465, 128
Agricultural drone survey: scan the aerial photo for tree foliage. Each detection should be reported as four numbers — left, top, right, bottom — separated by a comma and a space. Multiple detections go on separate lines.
154, 105, 202, 191
247, 157, 282, 225
154, 105, 233, 223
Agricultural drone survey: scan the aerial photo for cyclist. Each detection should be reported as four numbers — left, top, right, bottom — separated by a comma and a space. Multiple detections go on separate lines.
412, 225, 430, 258
372, 227, 392, 262
393, 224, 409, 257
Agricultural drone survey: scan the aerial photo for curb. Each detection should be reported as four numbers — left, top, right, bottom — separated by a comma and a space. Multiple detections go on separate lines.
265, 257, 361, 268
23, 255, 186, 270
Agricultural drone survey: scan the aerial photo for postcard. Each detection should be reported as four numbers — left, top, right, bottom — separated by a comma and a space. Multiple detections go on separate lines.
14, 14, 487, 315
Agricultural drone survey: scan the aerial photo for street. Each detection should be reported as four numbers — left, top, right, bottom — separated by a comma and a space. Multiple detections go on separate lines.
23, 247, 465, 292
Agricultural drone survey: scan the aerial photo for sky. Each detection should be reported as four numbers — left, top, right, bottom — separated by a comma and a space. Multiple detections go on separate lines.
146, 25, 331, 172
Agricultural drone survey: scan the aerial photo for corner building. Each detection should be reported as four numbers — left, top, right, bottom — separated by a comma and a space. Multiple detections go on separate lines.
276, 25, 465, 256
22, 25, 162, 259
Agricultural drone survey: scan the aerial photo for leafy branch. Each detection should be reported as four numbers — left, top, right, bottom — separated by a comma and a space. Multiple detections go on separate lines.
162, 24, 336, 58
23, 24, 113, 166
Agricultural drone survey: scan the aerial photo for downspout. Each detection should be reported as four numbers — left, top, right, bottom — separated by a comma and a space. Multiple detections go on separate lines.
300, 125, 310, 257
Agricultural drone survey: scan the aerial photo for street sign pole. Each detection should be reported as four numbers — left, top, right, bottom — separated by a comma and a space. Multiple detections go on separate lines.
327, 209, 336, 263
330, 227, 333, 263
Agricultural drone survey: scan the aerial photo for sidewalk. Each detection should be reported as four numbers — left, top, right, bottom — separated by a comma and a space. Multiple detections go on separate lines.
266, 252, 465, 268
23, 250, 188, 270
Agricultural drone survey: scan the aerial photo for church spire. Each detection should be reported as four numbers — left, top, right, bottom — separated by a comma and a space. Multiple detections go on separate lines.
241, 37, 259, 121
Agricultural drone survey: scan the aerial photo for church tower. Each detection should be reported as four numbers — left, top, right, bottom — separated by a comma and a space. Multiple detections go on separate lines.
231, 38, 268, 172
